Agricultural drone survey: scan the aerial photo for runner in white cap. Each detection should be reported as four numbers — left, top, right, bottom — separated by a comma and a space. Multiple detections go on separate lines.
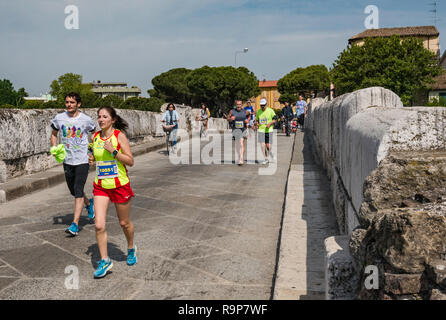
254, 98, 277, 164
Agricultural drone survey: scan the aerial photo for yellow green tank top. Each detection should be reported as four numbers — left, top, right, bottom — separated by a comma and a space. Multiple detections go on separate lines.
92, 129, 130, 189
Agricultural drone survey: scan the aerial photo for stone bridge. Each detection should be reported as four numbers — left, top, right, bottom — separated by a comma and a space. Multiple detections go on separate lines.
0, 88, 445, 300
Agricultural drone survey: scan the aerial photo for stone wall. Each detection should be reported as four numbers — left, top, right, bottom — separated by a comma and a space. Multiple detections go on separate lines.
0, 104, 228, 183
307, 87, 446, 299
306, 87, 404, 234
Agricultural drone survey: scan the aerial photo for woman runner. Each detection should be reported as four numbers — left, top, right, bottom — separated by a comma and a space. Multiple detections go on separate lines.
89, 106, 137, 278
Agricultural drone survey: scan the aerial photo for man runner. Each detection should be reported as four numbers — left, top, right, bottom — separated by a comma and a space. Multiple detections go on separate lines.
255, 98, 277, 164
226, 99, 250, 165
50, 92, 96, 236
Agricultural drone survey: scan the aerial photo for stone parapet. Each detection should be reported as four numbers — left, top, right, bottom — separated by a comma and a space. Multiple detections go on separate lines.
307, 87, 446, 299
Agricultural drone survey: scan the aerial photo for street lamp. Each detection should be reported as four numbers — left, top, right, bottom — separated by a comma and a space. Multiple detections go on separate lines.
234, 48, 248, 67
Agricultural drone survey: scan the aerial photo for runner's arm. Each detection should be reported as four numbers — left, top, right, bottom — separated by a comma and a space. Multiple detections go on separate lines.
267, 115, 278, 128
245, 110, 251, 123
226, 110, 233, 121
115, 132, 134, 167
50, 129, 58, 147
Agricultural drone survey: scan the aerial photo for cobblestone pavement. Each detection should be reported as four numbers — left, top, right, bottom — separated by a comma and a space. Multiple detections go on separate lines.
0, 132, 295, 299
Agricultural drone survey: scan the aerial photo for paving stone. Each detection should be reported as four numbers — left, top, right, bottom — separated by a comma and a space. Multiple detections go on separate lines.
0, 278, 20, 293
0, 243, 93, 278
0, 226, 45, 251
134, 281, 270, 300
132, 229, 198, 253
156, 245, 227, 261
187, 253, 274, 285
0, 265, 22, 277
0, 216, 28, 226
0, 277, 143, 300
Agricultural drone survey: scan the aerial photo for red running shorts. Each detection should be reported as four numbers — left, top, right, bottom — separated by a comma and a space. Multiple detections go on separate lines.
93, 182, 135, 203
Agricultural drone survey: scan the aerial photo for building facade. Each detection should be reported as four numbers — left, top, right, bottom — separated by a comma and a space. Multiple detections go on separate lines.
349, 26, 440, 57
24, 93, 56, 103
88, 81, 141, 100
250, 80, 281, 111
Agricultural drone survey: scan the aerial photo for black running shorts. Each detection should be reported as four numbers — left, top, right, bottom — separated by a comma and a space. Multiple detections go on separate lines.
63, 163, 89, 198
258, 132, 272, 144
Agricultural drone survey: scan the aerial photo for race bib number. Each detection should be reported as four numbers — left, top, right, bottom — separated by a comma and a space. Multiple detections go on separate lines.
235, 121, 244, 129
259, 118, 268, 125
96, 160, 119, 179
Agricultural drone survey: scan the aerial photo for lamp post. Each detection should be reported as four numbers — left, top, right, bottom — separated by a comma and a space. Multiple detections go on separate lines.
234, 48, 248, 67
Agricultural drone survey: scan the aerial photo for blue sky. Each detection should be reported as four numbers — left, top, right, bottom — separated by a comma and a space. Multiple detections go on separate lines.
1, 0, 444, 97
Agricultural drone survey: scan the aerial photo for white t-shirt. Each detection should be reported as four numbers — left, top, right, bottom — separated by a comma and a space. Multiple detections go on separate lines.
51, 111, 96, 165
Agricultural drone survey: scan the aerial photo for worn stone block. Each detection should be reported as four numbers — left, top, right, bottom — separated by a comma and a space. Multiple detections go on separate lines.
325, 235, 359, 300
383, 273, 423, 295
426, 259, 446, 289
430, 289, 446, 300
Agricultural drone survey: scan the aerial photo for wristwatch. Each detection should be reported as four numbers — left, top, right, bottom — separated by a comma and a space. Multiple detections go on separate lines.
112, 149, 118, 158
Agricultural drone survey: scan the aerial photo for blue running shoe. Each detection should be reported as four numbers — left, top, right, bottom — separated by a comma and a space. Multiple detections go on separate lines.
65, 222, 79, 236
127, 246, 137, 266
94, 258, 113, 278
86, 198, 95, 220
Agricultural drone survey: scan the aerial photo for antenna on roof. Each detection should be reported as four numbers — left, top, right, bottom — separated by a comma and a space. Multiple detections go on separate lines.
430, 1, 441, 26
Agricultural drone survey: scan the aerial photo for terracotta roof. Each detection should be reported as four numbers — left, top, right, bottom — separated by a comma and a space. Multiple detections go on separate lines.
259, 80, 278, 88
430, 72, 446, 90
349, 26, 439, 42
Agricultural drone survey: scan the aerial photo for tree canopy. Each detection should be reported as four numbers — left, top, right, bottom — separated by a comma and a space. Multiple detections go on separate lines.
0, 79, 28, 106
331, 36, 443, 105
185, 66, 260, 115
277, 65, 330, 103
147, 66, 260, 115
50, 73, 98, 107
149, 68, 192, 105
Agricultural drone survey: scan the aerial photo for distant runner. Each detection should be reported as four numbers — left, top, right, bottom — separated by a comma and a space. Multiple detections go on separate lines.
162, 103, 180, 151
227, 99, 250, 165
296, 95, 307, 129
244, 100, 255, 128
196, 103, 210, 137
281, 101, 294, 136
50, 92, 95, 236
255, 98, 277, 164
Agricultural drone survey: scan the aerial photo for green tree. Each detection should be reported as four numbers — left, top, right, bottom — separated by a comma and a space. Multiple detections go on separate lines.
93, 95, 124, 109
186, 66, 260, 115
50, 73, 98, 107
149, 68, 193, 104
43, 100, 64, 109
143, 97, 165, 112
278, 65, 330, 103
22, 100, 45, 109
120, 97, 143, 110
0, 79, 28, 106
331, 36, 443, 105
